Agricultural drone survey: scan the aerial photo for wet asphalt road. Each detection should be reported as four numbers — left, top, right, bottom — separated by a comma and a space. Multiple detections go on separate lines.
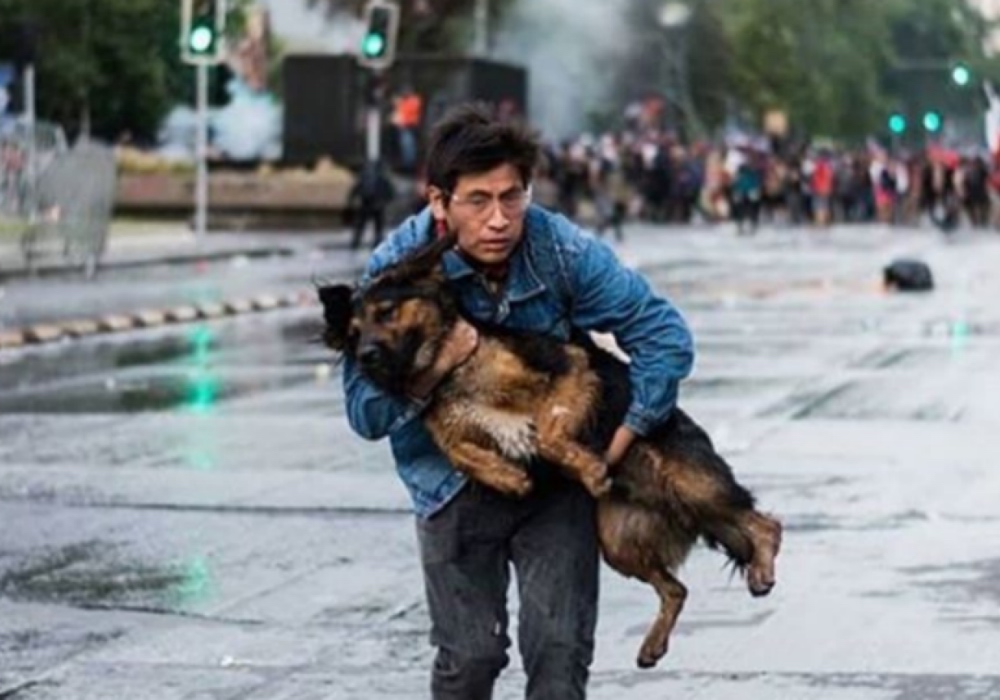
2, 223, 1000, 699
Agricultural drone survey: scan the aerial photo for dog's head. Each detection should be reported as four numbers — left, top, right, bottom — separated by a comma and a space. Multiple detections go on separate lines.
318, 234, 460, 394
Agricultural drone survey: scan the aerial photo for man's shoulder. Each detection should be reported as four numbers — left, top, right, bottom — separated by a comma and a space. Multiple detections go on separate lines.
366, 208, 434, 280
525, 205, 593, 256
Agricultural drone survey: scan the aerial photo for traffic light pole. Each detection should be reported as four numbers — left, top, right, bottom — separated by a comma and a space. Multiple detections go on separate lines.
474, 0, 489, 55
23, 64, 37, 221
358, 0, 399, 163
195, 62, 209, 241
366, 70, 384, 162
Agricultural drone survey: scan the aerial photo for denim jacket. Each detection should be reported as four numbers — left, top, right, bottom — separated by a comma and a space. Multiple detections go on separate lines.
342, 205, 694, 518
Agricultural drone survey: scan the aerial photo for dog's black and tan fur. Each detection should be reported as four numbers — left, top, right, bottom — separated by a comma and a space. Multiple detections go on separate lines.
320, 235, 782, 669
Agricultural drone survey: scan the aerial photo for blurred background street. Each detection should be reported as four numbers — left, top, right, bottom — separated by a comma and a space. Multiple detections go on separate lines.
4, 0, 1000, 698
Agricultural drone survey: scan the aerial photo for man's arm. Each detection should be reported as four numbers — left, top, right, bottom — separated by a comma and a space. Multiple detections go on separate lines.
341, 211, 432, 440
343, 356, 427, 440
566, 234, 695, 438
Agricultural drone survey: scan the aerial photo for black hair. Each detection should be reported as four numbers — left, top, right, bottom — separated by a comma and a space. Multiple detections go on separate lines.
424, 102, 540, 195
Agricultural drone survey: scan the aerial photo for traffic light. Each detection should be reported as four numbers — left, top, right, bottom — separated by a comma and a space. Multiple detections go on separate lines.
888, 113, 907, 135
358, 1, 400, 70
181, 0, 226, 65
951, 63, 971, 87
923, 110, 943, 133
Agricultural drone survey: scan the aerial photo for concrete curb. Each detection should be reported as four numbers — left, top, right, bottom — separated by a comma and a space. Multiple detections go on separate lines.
0, 245, 297, 283
0, 291, 316, 351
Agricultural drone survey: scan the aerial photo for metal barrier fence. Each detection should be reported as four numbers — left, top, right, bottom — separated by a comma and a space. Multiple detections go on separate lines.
1, 119, 117, 277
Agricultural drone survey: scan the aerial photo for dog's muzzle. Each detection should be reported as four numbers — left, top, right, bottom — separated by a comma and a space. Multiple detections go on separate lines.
357, 343, 386, 372
357, 342, 411, 393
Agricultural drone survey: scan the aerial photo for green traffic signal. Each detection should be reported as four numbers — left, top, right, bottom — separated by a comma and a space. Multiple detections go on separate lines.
362, 32, 386, 58
952, 64, 971, 87
188, 24, 215, 54
888, 113, 907, 135
358, 4, 396, 66
923, 111, 942, 133
181, 0, 224, 62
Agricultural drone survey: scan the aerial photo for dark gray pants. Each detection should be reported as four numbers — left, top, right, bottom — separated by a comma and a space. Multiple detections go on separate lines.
417, 474, 599, 700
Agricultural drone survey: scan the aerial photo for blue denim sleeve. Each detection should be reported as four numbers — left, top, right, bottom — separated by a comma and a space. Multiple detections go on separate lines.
343, 356, 429, 440
567, 235, 695, 436
341, 209, 434, 440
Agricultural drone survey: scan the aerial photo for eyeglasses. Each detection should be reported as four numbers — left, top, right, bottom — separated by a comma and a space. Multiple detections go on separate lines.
444, 186, 533, 217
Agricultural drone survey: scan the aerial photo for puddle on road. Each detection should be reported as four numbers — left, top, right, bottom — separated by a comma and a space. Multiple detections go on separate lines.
0, 313, 331, 415
0, 541, 214, 610
0, 369, 314, 414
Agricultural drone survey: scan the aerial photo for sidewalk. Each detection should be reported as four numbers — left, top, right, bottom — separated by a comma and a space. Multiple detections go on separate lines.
0, 219, 352, 281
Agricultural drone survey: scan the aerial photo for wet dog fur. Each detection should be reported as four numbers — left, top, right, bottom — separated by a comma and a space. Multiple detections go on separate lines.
319, 235, 781, 668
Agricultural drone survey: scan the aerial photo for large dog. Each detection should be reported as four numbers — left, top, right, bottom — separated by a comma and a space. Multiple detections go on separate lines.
319, 235, 781, 668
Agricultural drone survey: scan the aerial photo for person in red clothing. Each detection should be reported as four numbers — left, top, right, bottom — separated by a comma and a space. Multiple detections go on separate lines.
990, 148, 1000, 229
811, 152, 835, 226
392, 86, 423, 172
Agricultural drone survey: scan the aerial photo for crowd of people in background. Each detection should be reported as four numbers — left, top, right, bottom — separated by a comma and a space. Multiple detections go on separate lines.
534, 127, 1000, 240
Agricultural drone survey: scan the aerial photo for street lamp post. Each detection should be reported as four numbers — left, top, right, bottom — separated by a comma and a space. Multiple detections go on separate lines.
474, 0, 489, 56
658, 2, 703, 140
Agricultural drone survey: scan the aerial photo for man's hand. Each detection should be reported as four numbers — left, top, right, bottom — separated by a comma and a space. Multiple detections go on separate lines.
605, 425, 638, 467
407, 319, 479, 400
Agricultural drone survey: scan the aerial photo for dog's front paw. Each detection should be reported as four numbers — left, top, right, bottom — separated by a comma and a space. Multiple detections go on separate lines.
582, 464, 613, 499
486, 469, 534, 498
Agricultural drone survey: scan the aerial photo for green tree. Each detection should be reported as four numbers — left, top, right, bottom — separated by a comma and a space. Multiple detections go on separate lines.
720, 0, 895, 140
606, 0, 998, 142
719, 0, 998, 140
686, 0, 737, 132
0, 0, 252, 143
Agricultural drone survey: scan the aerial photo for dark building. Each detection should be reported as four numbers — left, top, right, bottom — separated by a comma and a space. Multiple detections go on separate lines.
282, 54, 528, 168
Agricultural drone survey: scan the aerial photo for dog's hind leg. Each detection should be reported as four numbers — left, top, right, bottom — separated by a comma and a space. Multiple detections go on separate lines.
598, 499, 691, 669
700, 509, 782, 598
740, 511, 782, 597
630, 443, 782, 596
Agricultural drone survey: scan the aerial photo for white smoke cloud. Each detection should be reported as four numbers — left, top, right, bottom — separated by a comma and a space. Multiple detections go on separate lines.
492, 0, 631, 139
259, 0, 364, 53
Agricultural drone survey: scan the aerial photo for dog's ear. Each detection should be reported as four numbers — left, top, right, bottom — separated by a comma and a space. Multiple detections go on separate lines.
317, 284, 355, 351
386, 232, 454, 285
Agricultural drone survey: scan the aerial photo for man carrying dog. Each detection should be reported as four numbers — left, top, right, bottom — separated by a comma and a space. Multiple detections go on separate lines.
341, 103, 694, 699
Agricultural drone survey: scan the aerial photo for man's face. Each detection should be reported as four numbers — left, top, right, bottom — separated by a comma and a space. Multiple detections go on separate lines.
429, 163, 530, 266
